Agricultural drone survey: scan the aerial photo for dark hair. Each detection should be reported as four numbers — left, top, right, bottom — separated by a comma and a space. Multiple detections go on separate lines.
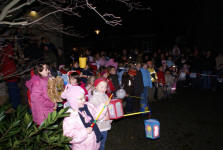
34, 62, 49, 77
69, 72, 81, 85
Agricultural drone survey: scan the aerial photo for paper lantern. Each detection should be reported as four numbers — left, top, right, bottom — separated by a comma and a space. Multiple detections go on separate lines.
79, 57, 87, 69
144, 119, 160, 139
116, 88, 126, 99
108, 99, 124, 119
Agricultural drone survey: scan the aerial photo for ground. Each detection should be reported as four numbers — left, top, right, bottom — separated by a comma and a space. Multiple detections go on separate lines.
106, 88, 223, 150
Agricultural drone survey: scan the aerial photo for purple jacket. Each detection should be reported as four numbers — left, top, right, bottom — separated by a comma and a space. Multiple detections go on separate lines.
26, 75, 54, 125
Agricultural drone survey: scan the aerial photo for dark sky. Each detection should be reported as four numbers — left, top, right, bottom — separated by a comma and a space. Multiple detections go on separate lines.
64, 0, 223, 50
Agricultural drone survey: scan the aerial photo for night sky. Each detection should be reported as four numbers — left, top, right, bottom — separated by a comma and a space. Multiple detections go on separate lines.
63, 0, 223, 51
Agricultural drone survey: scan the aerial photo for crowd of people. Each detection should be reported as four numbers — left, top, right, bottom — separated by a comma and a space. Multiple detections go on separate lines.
1, 36, 223, 149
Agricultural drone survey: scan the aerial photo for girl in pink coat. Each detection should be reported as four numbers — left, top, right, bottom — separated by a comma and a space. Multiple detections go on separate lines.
26, 63, 56, 125
62, 72, 107, 150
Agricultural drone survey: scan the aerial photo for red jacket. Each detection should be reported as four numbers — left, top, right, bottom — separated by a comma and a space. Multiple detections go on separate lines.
157, 71, 165, 85
1, 44, 17, 82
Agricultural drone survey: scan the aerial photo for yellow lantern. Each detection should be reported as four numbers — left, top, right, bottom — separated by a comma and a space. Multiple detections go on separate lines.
79, 57, 87, 69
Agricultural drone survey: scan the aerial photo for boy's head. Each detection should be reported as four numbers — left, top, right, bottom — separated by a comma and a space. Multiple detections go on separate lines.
101, 70, 109, 78
142, 63, 147, 69
94, 78, 107, 93
147, 61, 153, 68
69, 72, 81, 85
109, 66, 116, 75
158, 66, 163, 72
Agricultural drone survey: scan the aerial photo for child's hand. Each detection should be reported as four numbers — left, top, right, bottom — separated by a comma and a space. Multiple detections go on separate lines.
86, 127, 93, 134
53, 103, 57, 110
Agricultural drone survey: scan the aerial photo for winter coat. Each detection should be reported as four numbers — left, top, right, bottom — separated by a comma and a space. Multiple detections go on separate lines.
134, 70, 144, 96
1, 44, 17, 82
63, 102, 106, 150
122, 73, 136, 96
117, 67, 125, 85
26, 75, 55, 125
157, 71, 165, 85
109, 74, 120, 92
89, 91, 112, 132
165, 74, 175, 87
140, 68, 152, 88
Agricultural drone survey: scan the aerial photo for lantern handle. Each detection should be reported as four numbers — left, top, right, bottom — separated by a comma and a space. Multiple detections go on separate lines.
90, 94, 113, 128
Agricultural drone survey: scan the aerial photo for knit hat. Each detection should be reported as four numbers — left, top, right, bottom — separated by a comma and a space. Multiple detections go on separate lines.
94, 78, 106, 87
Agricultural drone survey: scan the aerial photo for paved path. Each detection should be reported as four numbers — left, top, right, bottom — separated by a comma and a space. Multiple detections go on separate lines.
106, 88, 223, 150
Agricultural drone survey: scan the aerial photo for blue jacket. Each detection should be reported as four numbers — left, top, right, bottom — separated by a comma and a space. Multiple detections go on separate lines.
140, 68, 152, 88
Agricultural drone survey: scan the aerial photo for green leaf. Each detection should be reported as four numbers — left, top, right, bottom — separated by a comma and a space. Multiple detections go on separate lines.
26, 121, 32, 130
46, 124, 58, 130
51, 111, 57, 121
24, 113, 32, 125
5, 130, 20, 138
65, 145, 70, 150
12, 120, 21, 128
0, 112, 5, 122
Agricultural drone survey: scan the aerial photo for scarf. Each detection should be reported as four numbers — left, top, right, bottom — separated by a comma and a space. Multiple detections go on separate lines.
79, 104, 103, 143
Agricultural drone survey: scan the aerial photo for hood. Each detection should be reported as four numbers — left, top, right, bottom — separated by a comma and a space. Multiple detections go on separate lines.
25, 75, 41, 91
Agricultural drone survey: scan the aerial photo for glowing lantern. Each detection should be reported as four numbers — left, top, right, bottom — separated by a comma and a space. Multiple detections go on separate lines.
95, 29, 100, 35
144, 119, 160, 139
29, 11, 38, 17
79, 57, 87, 69
108, 99, 124, 119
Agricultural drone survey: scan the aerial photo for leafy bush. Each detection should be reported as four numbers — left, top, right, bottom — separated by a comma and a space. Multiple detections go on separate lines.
0, 105, 71, 150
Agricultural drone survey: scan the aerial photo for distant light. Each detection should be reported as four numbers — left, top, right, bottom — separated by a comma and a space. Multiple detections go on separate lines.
29, 11, 38, 17
73, 48, 77, 51
95, 29, 100, 35
129, 56, 132, 59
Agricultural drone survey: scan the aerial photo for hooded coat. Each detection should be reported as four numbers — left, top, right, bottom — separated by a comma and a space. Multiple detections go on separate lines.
62, 84, 106, 150
26, 75, 54, 125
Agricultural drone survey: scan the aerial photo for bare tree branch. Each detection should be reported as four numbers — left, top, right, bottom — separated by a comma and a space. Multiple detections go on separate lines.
86, 0, 122, 26
8, 0, 35, 14
0, 0, 20, 21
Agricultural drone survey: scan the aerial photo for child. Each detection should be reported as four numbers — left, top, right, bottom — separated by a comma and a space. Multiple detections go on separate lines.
147, 61, 158, 102
62, 85, 106, 150
86, 76, 96, 100
140, 63, 152, 111
89, 78, 112, 150
157, 66, 166, 100
122, 68, 138, 113
101, 70, 115, 97
165, 69, 176, 97
26, 63, 56, 125
108, 66, 120, 94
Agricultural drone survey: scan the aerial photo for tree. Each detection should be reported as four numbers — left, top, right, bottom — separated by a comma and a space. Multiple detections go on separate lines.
0, 105, 71, 150
0, 0, 151, 37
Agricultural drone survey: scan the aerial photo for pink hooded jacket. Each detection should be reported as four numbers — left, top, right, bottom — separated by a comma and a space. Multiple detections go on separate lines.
62, 84, 106, 150
26, 75, 54, 125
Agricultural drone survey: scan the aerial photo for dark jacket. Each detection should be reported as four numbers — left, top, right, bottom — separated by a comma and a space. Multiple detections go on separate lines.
109, 74, 120, 92
134, 70, 144, 96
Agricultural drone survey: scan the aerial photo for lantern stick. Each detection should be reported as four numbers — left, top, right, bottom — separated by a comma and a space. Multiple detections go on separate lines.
124, 110, 150, 117
128, 95, 142, 99
91, 94, 113, 128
